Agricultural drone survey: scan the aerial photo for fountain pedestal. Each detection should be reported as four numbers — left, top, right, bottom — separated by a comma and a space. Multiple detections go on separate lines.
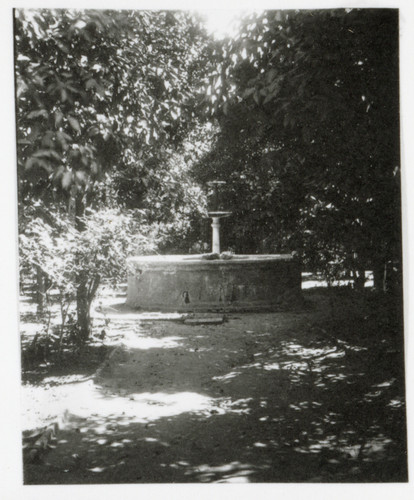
208, 211, 231, 254
211, 218, 221, 254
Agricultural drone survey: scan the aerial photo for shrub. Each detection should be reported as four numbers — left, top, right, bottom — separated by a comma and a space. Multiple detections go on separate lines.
19, 204, 156, 345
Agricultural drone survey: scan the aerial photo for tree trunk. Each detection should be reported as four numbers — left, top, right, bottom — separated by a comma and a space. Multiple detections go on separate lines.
70, 186, 91, 341
353, 267, 366, 291
76, 273, 90, 343
76, 275, 101, 343
35, 266, 45, 314
373, 261, 387, 292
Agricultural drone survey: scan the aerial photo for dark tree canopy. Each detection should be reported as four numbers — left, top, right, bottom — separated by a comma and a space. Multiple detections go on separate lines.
193, 9, 401, 288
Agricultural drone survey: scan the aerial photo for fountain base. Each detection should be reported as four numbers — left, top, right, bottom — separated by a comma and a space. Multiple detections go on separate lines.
126, 254, 301, 312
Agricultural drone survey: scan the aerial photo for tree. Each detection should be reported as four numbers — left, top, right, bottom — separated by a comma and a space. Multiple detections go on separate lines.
15, 9, 210, 338
194, 9, 401, 290
15, 9, 208, 204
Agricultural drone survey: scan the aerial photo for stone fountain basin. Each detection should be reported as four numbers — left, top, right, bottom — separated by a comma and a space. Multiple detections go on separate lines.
126, 254, 301, 312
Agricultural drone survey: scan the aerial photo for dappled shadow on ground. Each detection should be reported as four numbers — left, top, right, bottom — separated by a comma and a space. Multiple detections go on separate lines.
23, 289, 407, 483
20, 296, 117, 385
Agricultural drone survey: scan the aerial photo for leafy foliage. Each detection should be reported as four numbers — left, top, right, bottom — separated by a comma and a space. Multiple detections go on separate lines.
19, 201, 155, 345
15, 9, 211, 338
194, 9, 401, 288
15, 9, 209, 208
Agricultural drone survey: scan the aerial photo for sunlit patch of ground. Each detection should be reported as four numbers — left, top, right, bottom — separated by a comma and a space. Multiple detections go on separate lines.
22, 382, 218, 431
302, 271, 374, 289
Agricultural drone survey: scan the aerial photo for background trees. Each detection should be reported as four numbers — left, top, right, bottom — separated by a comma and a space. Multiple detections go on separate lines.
193, 9, 401, 290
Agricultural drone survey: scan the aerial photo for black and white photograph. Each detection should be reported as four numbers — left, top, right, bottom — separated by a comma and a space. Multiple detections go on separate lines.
1, 0, 413, 496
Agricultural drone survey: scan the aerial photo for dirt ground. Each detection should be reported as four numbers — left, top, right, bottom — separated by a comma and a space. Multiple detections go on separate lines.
21, 289, 407, 484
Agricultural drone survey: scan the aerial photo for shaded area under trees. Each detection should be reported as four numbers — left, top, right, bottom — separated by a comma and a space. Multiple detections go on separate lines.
22, 288, 407, 483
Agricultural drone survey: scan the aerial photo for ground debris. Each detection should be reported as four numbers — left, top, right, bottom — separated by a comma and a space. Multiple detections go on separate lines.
184, 316, 225, 325
23, 422, 59, 463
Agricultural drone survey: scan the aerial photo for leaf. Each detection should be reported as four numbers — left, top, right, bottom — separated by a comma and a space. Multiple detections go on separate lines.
33, 75, 45, 86
62, 171, 73, 190
27, 109, 48, 120
57, 40, 70, 54
87, 126, 100, 137
95, 84, 106, 98
268, 77, 282, 93
37, 159, 53, 173
52, 165, 65, 182
32, 149, 61, 161
55, 110, 64, 128
61, 88, 68, 103
41, 132, 54, 148
56, 131, 71, 150
265, 68, 278, 84
242, 88, 255, 98
75, 171, 87, 185
68, 116, 81, 134
25, 158, 36, 170
85, 78, 97, 90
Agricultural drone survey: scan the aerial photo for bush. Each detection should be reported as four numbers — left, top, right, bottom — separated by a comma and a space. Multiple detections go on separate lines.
19, 204, 157, 345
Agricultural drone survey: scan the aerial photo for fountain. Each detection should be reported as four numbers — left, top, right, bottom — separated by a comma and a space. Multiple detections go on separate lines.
126, 181, 301, 312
